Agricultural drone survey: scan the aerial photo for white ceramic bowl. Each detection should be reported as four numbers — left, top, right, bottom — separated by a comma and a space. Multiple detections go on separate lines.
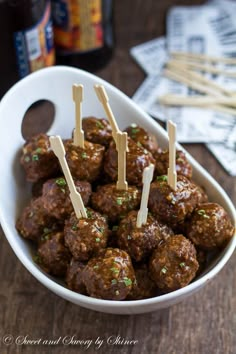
0, 66, 235, 315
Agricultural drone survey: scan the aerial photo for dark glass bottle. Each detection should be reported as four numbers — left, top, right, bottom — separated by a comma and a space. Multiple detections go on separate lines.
51, 0, 114, 72
0, 0, 55, 98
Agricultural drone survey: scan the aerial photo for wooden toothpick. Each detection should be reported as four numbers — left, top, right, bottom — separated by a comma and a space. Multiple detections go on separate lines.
116, 132, 128, 190
73, 84, 84, 148
136, 164, 154, 228
94, 84, 121, 144
49, 136, 87, 219
167, 120, 177, 191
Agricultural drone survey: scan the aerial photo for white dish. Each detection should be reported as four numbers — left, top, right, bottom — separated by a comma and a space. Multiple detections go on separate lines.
0, 66, 235, 315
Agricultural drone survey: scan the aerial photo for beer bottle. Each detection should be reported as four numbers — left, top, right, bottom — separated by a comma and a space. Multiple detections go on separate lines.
51, 0, 114, 71
0, 0, 55, 98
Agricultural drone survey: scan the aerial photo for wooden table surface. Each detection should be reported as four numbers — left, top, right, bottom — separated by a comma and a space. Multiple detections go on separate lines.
1, 1, 235, 353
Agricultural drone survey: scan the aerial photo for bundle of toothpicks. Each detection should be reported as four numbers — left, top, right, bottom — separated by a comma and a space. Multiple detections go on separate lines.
158, 51, 236, 116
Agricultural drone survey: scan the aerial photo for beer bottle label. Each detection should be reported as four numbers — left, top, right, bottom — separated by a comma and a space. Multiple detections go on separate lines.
52, 0, 104, 52
14, 2, 55, 78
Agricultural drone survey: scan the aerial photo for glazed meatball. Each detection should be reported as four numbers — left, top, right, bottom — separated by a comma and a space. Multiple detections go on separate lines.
82, 117, 112, 147
154, 148, 192, 179
64, 208, 109, 261
20, 133, 60, 182
16, 197, 58, 242
127, 263, 159, 300
66, 258, 87, 294
124, 124, 158, 154
91, 183, 141, 223
64, 139, 105, 182
117, 210, 173, 262
149, 235, 199, 292
42, 177, 91, 220
37, 231, 71, 276
186, 203, 234, 250
104, 137, 155, 186
83, 248, 135, 300
148, 175, 206, 228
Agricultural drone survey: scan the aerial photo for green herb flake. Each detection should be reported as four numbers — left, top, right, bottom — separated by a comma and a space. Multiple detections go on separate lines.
123, 277, 132, 287
156, 175, 168, 182
24, 156, 30, 163
197, 209, 210, 219
32, 154, 39, 161
41, 234, 49, 241
111, 267, 119, 274
136, 141, 142, 148
86, 209, 93, 219
179, 262, 186, 268
95, 238, 101, 243
72, 224, 78, 231
55, 177, 67, 187
111, 279, 118, 285
43, 227, 52, 235
161, 266, 168, 274
127, 235, 132, 240
116, 197, 123, 206
33, 254, 42, 264
96, 121, 104, 129
35, 148, 42, 154
93, 265, 99, 269
81, 152, 87, 159
115, 290, 120, 296
131, 128, 139, 135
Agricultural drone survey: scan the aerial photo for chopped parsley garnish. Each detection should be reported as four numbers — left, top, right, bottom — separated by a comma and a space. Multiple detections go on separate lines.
35, 148, 42, 154
137, 141, 142, 148
95, 238, 101, 243
116, 197, 123, 206
86, 209, 93, 219
93, 265, 99, 269
111, 279, 118, 285
56, 177, 67, 187
43, 227, 52, 235
111, 267, 119, 274
179, 262, 186, 268
72, 224, 78, 231
123, 277, 132, 287
157, 175, 168, 182
96, 121, 104, 129
131, 128, 139, 135
81, 152, 87, 159
33, 254, 42, 264
32, 154, 39, 161
161, 266, 168, 274
41, 234, 49, 241
24, 156, 30, 163
197, 209, 210, 219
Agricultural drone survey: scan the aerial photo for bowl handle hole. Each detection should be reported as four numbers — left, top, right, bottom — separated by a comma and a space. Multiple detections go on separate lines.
21, 100, 55, 140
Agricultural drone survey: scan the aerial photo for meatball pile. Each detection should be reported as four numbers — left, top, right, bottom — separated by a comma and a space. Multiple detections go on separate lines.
16, 118, 235, 301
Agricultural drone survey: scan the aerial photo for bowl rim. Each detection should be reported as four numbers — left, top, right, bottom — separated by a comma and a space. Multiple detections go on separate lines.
0, 66, 235, 310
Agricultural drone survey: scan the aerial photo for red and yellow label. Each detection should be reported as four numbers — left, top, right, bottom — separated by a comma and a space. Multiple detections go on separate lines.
52, 0, 103, 52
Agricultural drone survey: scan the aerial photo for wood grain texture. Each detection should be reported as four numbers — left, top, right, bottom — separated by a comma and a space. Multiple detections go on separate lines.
0, 1, 235, 353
